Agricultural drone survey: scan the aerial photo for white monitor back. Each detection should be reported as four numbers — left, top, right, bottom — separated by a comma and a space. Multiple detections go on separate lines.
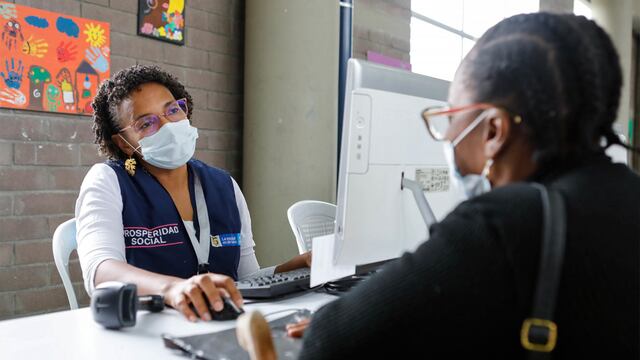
334, 59, 462, 266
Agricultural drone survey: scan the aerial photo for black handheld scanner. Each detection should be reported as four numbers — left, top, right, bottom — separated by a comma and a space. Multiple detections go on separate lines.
91, 281, 164, 329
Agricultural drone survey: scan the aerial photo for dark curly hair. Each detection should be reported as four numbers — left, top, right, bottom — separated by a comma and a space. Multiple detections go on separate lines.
91, 65, 194, 160
459, 13, 638, 171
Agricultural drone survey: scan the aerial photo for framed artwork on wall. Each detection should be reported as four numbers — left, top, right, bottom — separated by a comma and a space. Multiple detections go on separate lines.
137, 0, 185, 45
0, 1, 110, 115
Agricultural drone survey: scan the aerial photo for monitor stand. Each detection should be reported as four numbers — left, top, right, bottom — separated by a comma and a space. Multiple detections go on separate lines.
401, 174, 437, 228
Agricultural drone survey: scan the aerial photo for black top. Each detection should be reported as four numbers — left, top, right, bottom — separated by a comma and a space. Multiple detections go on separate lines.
299, 156, 640, 359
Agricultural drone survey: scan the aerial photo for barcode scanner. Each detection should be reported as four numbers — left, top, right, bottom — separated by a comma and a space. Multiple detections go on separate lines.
91, 281, 164, 329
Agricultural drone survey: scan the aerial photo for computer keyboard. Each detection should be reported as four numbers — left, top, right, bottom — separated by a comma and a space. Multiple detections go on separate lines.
236, 268, 311, 299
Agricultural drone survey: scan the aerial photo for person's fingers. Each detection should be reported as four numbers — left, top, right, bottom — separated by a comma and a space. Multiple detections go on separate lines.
185, 283, 211, 321
287, 324, 308, 338
286, 318, 311, 337
197, 275, 224, 312
209, 274, 243, 308
173, 293, 198, 322
286, 318, 310, 330
217, 287, 230, 298
285, 323, 304, 332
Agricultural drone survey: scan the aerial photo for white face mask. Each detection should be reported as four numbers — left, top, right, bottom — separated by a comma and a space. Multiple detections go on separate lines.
443, 142, 492, 200
134, 119, 199, 169
442, 110, 493, 200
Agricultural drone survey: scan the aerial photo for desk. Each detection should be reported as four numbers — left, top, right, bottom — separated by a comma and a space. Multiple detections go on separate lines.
0, 291, 336, 359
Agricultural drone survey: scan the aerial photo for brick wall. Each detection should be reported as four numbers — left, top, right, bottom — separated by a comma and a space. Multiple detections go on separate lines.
352, 0, 411, 63
0, 0, 244, 320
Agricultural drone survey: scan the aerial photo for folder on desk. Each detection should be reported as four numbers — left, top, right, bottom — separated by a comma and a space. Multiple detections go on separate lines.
162, 311, 309, 360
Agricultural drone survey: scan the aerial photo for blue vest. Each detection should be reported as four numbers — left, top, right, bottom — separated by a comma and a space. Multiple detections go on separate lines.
107, 159, 242, 280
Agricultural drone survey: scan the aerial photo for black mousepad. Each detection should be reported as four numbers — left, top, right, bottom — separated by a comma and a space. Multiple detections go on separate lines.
162, 310, 311, 360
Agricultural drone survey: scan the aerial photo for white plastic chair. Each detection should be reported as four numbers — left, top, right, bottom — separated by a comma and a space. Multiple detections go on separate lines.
52, 218, 79, 309
287, 201, 336, 254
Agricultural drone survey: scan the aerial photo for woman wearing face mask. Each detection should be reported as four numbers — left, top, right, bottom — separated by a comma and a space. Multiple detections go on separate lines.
237, 13, 640, 359
76, 65, 311, 322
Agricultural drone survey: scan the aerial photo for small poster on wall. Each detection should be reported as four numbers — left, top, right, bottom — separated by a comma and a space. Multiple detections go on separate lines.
0, 2, 110, 115
137, 0, 185, 45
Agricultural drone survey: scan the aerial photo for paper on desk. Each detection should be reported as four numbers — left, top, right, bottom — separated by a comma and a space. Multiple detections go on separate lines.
310, 234, 355, 287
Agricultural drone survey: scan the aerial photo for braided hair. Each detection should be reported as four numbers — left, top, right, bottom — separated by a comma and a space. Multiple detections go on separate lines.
91, 65, 194, 160
458, 12, 638, 171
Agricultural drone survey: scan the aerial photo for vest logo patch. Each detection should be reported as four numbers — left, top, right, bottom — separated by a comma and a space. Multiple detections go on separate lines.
211, 233, 241, 247
124, 223, 183, 249
211, 235, 222, 247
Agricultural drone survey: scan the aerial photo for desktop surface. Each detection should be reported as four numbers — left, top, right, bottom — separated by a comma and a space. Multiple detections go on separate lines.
0, 291, 335, 359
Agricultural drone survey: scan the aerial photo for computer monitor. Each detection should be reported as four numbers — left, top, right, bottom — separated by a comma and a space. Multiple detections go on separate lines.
333, 59, 462, 267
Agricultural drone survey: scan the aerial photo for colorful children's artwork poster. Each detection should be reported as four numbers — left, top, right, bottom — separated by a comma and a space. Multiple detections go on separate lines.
0, 2, 110, 115
137, 0, 185, 45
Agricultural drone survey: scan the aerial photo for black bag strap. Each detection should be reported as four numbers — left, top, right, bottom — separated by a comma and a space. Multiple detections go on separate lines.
521, 184, 566, 358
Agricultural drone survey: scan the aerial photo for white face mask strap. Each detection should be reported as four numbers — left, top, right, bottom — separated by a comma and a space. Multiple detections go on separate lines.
451, 109, 490, 147
118, 134, 143, 158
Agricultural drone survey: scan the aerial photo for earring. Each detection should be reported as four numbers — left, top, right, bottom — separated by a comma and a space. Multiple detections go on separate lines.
481, 158, 494, 178
124, 155, 137, 176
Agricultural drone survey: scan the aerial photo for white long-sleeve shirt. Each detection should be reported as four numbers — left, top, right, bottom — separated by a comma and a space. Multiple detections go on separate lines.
75, 163, 274, 295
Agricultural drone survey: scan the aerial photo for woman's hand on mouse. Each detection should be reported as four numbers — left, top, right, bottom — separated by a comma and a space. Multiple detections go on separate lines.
162, 273, 243, 322
286, 317, 311, 338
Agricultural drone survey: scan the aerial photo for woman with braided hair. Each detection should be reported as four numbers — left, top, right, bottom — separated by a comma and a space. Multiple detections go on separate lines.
75, 65, 311, 322
237, 12, 640, 359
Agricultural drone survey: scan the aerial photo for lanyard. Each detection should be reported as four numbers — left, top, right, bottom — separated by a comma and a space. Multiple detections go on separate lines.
183, 169, 211, 271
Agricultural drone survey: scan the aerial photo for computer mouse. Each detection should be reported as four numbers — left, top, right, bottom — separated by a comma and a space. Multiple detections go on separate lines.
190, 296, 244, 321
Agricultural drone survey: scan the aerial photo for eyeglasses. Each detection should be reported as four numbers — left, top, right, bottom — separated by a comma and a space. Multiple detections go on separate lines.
422, 103, 522, 143
119, 98, 188, 138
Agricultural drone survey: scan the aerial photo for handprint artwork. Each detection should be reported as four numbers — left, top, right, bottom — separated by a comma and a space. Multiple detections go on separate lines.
0, 88, 25, 106
0, 58, 23, 89
56, 41, 78, 62
21, 35, 48, 58
0, 2, 109, 114
2, 19, 24, 50
85, 46, 108, 73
